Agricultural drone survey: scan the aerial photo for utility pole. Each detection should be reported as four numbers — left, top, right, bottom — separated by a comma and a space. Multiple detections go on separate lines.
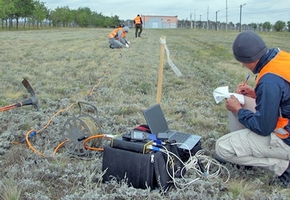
194, 10, 196, 29
226, 0, 228, 31
190, 12, 193, 29
215, 10, 220, 31
200, 14, 202, 29
239, 3, 246, 32
207, 6, 209, 30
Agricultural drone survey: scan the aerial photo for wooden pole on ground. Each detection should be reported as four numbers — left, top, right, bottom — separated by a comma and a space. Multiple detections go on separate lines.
156, 36, 166, 104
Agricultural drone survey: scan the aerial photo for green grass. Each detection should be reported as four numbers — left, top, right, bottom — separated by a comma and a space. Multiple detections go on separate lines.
0, 28, 290, 199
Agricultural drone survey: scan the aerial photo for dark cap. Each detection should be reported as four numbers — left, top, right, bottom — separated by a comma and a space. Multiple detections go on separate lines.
232, 31, 268, 63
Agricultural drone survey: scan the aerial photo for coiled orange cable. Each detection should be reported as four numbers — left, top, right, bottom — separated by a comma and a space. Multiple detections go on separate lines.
23, 63, 114, 157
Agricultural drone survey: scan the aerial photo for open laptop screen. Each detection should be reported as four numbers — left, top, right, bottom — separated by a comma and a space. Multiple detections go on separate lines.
143, 104, 169, 134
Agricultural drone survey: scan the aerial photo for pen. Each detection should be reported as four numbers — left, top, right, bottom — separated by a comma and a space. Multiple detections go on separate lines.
242, 75, 250, 86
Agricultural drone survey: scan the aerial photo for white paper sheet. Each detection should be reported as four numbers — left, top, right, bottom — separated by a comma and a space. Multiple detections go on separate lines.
213, 86, 245, 105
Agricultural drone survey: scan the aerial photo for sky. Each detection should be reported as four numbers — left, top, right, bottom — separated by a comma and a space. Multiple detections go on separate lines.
43, 0, 290, 25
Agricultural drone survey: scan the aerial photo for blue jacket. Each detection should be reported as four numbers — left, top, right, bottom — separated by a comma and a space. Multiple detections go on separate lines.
238, 48, 290, 146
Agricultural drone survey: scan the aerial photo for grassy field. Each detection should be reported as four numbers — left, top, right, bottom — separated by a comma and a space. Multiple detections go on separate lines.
0, 28, 290, 199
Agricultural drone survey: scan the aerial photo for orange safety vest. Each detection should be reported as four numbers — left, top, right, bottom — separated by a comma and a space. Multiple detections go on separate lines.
108, 27, 123, 39
256, 50, 290, 139
134, 16, 141, 24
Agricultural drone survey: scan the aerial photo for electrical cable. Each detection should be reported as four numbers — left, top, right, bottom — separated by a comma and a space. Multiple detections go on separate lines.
13, 50, 230, 188
0, 104, 18, 112
24, 103, 76, 157
87, 64, 113, 98
82, 134, 106, 151
147, 142, 230, 188
20, 61, 116, 157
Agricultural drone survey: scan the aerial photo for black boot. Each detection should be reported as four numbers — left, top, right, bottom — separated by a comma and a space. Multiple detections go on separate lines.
213, 152, 253, 170
213, 152, 227, 164
270, 162, 290, 187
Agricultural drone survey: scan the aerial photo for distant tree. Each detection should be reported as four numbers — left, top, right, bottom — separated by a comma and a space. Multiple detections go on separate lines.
29, 0, 47, 28
251, 23, 257, 31
50, 8, 61, 27
228, 21, 235, 30
0, 0, 6, 27
74, 7, 92, 27
0, 0, 4, 18
287, 21, 290, 32
273, 20, 286, 32
112, 15, 121, 27
104, 16, 118, 28
50, 6, 73, 27
262, 21, 271, 31
13, 0, 35, 29
258, 23, 262, 31
90, 12, 104, 27
236, 22, 240, 28
0, 0, 16, 29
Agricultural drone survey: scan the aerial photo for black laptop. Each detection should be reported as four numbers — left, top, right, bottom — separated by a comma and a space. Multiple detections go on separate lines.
143, 104, 201, 150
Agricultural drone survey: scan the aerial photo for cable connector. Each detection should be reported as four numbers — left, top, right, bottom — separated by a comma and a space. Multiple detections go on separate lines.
22, 131, 37, 143
105, 134, 115, 139
153, 140, 166, 146
152, 142, 162, 148
146, 145, 160, 152
198, 159, 208, 177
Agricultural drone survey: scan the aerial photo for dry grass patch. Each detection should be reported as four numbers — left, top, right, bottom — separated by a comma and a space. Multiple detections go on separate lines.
0, 177, 22, 200
227, 178, 262, 199
0, 28, 290, 199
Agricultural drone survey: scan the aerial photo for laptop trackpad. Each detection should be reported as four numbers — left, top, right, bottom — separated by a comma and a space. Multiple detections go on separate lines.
175, 135, 201, 150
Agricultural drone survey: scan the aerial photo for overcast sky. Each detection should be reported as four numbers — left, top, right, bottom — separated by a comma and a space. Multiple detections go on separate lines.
43, 0, 290, 24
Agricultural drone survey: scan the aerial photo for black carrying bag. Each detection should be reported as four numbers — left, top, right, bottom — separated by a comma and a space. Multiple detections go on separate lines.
101, 124, 202, 191
102, 145, 172, 191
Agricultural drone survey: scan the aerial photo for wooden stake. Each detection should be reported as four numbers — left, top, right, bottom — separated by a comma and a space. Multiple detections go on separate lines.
156, 36, 166, 104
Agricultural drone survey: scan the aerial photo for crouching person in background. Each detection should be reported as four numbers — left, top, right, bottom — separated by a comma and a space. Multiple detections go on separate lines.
108, 26, 130, 49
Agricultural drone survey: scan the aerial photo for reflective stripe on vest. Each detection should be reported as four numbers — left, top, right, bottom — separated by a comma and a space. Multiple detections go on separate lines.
256, 50, 290, 139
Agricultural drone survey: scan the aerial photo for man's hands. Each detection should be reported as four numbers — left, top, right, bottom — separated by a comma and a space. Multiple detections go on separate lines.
236, 84, 256, 99
125, 41, 130, 48
226, 83, 256, 115
226, 95, 242, 115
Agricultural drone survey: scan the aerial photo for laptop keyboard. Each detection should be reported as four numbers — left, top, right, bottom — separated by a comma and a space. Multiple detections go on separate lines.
170, 132, 191, 143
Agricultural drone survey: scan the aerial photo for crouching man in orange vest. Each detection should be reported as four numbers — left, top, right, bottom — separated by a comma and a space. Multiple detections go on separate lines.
108, 26, 130, 49
215, 31, 290, 187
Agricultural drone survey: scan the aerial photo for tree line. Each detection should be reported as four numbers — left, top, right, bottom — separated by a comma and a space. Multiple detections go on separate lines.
0, 0, 121, 29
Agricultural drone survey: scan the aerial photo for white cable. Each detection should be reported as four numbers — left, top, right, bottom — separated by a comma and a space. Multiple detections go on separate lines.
159, 37, 182, 77
164, 45, 182, 77
160, 145, 198, 189
156, 143, 231, 189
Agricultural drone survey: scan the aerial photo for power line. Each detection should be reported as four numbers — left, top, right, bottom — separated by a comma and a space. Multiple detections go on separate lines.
190, 6, 290, 24
244, 8, 290, 15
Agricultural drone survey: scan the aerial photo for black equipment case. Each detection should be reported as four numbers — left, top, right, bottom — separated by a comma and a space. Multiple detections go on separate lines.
101, 135, 201, 191
102, 144, 172, 191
